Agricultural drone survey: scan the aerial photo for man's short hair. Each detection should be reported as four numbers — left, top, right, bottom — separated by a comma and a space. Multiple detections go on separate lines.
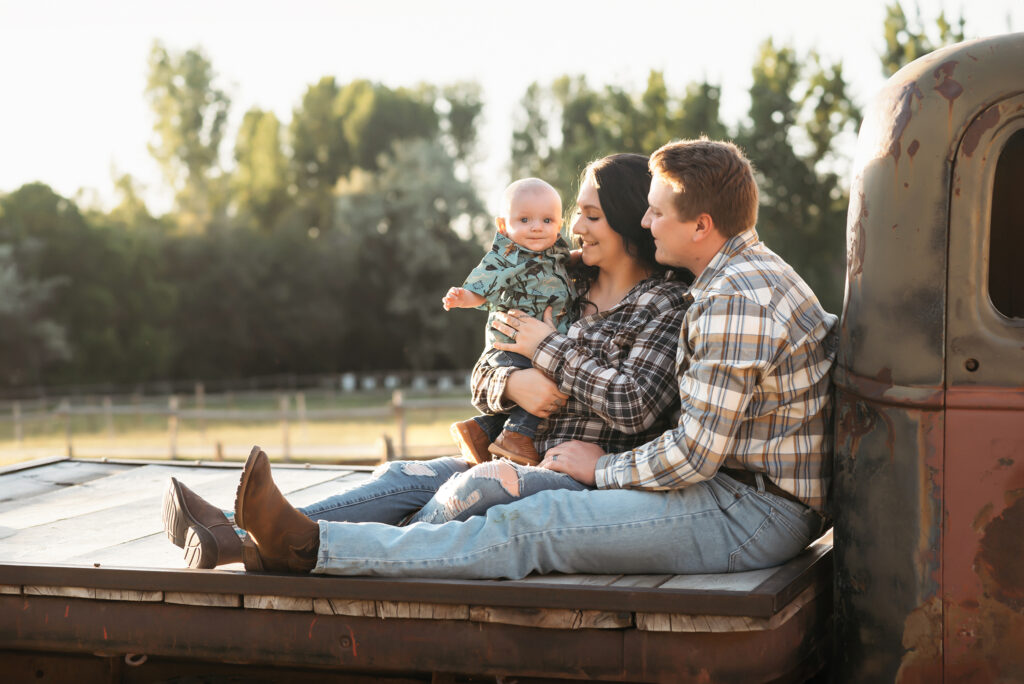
649, 138, 759, 238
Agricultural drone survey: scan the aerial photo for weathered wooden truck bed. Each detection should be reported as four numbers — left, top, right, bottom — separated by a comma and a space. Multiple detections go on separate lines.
0, 457, 831, 682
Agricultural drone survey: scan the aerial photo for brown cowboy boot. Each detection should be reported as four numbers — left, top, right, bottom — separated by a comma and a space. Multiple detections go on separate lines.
163, 477, 244, 569
234, 446, 318, 573
487, 429, 541, 466
450, 419, 492, 464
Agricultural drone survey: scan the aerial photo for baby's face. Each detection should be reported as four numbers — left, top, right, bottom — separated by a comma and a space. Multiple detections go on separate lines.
500, 189, 563, 252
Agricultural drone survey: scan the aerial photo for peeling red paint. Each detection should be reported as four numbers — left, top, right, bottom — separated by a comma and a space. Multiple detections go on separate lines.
933, 61, 964, 105
961, 106, 1001, 158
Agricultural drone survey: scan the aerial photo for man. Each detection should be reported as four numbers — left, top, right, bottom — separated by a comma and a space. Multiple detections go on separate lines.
200, 138, 837, 577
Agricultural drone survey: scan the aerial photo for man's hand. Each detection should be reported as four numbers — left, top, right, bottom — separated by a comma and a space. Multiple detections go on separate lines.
443, 287, 485, 311
539, 440, 605, 486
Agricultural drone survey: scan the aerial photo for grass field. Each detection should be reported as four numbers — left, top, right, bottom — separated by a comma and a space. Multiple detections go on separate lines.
0, 389, 476, 467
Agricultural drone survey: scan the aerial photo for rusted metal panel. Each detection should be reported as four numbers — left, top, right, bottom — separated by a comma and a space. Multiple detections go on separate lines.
1, 593, 826, 683
835, 31, 1024, 684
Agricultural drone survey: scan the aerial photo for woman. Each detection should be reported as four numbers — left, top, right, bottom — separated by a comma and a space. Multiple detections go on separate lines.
164, 153, 691, 570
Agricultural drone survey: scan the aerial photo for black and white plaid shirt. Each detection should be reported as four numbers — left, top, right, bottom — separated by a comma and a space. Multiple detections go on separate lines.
471, 274, 689, 456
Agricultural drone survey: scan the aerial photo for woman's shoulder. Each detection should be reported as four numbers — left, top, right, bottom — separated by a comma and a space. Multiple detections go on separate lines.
632, 274, 691, 310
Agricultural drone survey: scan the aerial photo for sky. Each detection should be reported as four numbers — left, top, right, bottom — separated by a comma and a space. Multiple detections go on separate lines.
0, 0, 1020, 214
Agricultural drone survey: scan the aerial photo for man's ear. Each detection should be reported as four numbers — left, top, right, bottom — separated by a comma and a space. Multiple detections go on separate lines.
692, 214, 716, 242
495, 216, 508, 235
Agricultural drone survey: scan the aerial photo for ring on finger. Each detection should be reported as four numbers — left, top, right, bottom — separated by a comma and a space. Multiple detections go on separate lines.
510, 329, 518, 340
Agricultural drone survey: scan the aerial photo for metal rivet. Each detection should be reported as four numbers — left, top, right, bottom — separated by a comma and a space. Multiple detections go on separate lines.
965, 358, 980, 372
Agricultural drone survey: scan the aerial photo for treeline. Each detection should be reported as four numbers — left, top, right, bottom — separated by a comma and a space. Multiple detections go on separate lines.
0, 2, 965, 390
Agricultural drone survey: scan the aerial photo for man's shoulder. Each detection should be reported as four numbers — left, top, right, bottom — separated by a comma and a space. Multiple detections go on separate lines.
699, 243, 833, 332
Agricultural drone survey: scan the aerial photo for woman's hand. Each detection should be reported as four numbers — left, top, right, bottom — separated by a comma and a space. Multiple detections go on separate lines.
539, 440, 605, 486
492, 307, 557, 360
504, 368, 569, 418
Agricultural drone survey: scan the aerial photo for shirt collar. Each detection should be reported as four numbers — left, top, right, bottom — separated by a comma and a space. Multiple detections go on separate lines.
688, 228, 759, 296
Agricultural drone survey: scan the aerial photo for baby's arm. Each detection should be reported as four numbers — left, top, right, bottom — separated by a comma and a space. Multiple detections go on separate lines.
443, 287, 486, 311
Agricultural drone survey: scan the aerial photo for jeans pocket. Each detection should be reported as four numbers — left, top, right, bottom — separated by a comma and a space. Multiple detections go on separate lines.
728, 509, 809, 572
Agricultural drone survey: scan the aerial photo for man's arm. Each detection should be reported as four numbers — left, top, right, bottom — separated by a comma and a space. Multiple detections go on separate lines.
588, 295, 783, 489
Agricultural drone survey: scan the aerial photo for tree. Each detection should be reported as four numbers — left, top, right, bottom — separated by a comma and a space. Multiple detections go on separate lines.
145, 41, 231, 232
509, 71, 728, 197
0, 244, 69, 385
233, 108, 289, 231
735, 40, 860, 314
333, 139, 488, 370
881, 1, 965, 77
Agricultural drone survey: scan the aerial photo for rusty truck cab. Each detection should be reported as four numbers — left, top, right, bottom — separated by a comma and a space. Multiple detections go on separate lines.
834, 32, 1024, 682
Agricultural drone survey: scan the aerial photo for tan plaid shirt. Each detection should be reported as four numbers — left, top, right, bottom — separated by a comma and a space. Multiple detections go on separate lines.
471, 275, 689, 457
595, 230, 838, 513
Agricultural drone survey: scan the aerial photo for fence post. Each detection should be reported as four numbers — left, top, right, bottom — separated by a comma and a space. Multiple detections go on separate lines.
295, 392, 307, 441
392, 390, 406, 460
279, 394, 291, 462
13, 402, 22, 444
195, 382, 206, 439
59, 399, 73, 458
168, 395, 179, 460
103, 396, 114, 440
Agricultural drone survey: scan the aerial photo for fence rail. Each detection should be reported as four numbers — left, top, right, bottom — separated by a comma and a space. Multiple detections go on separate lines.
0, 384, 472, 465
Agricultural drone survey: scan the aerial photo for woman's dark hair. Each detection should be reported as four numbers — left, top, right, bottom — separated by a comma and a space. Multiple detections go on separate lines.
571, 153, 691, 300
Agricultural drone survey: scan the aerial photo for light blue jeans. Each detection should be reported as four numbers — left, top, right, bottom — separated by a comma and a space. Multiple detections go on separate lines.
311, 472, 825, 579
298, 456, 588, 525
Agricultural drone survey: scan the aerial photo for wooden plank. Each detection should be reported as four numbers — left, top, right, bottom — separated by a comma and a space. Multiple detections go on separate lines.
0, 460, 133, 508
468, 605, 631, 630
0, 464, 353, 567
23, 585, 161, 601
656, 565, 778, 592
0, 584, 20, 595
635, 583, 823, 633
513, 573, 621, 587
608, 574, 672, 588
313, 597, 377, 617
164, 591, 241, 608
376, 601, 469, 621
244, 595, 314, 611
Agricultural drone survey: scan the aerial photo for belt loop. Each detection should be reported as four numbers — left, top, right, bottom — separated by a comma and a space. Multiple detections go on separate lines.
754, 472, 766, 493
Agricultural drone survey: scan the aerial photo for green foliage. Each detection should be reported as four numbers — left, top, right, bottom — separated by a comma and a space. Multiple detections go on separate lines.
233, 108, 290, 231
881, 1, 965, 77
736, 40, 861, 314
334, 139, 488, 370
510, 70, 728, 200
0, 244, 69, 385
145, 41, 231, 232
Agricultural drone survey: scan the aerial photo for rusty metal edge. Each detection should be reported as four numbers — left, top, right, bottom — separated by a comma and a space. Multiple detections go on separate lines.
832, 367, 944, 409
0, 557, 818, 618
0, 593, 827, 682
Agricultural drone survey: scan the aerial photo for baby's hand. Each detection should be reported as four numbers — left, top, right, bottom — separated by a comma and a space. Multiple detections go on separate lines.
442, 287, 484, 310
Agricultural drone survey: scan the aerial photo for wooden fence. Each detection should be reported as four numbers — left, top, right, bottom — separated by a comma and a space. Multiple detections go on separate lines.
0, 377, 474, 464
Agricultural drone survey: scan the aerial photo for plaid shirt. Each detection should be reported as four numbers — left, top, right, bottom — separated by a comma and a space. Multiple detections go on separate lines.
471, 275, 689, 456
595, 230, 838, 513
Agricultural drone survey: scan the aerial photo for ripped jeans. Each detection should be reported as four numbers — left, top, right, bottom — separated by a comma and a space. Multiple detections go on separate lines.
297, 457, 589, 526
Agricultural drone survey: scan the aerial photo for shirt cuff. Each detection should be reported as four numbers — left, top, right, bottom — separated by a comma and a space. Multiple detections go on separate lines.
594, 452, 622, 489
484, 363, 519, 414
532, 332, 570, 380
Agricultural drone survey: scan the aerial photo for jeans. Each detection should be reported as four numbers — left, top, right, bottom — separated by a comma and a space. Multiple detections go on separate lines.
298, 456, 588, 526
477, 351, 540, 439
312, 471, 825, 579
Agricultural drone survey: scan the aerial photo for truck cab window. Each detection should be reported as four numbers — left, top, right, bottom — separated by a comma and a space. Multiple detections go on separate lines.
989, 129, 1024, 319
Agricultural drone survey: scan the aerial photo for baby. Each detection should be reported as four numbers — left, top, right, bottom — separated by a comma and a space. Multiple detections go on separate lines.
443, 178, 574, 466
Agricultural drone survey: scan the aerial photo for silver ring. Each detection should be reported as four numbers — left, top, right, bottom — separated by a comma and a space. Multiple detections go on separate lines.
510, 329, 518, 340
552, 454, 559, 461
